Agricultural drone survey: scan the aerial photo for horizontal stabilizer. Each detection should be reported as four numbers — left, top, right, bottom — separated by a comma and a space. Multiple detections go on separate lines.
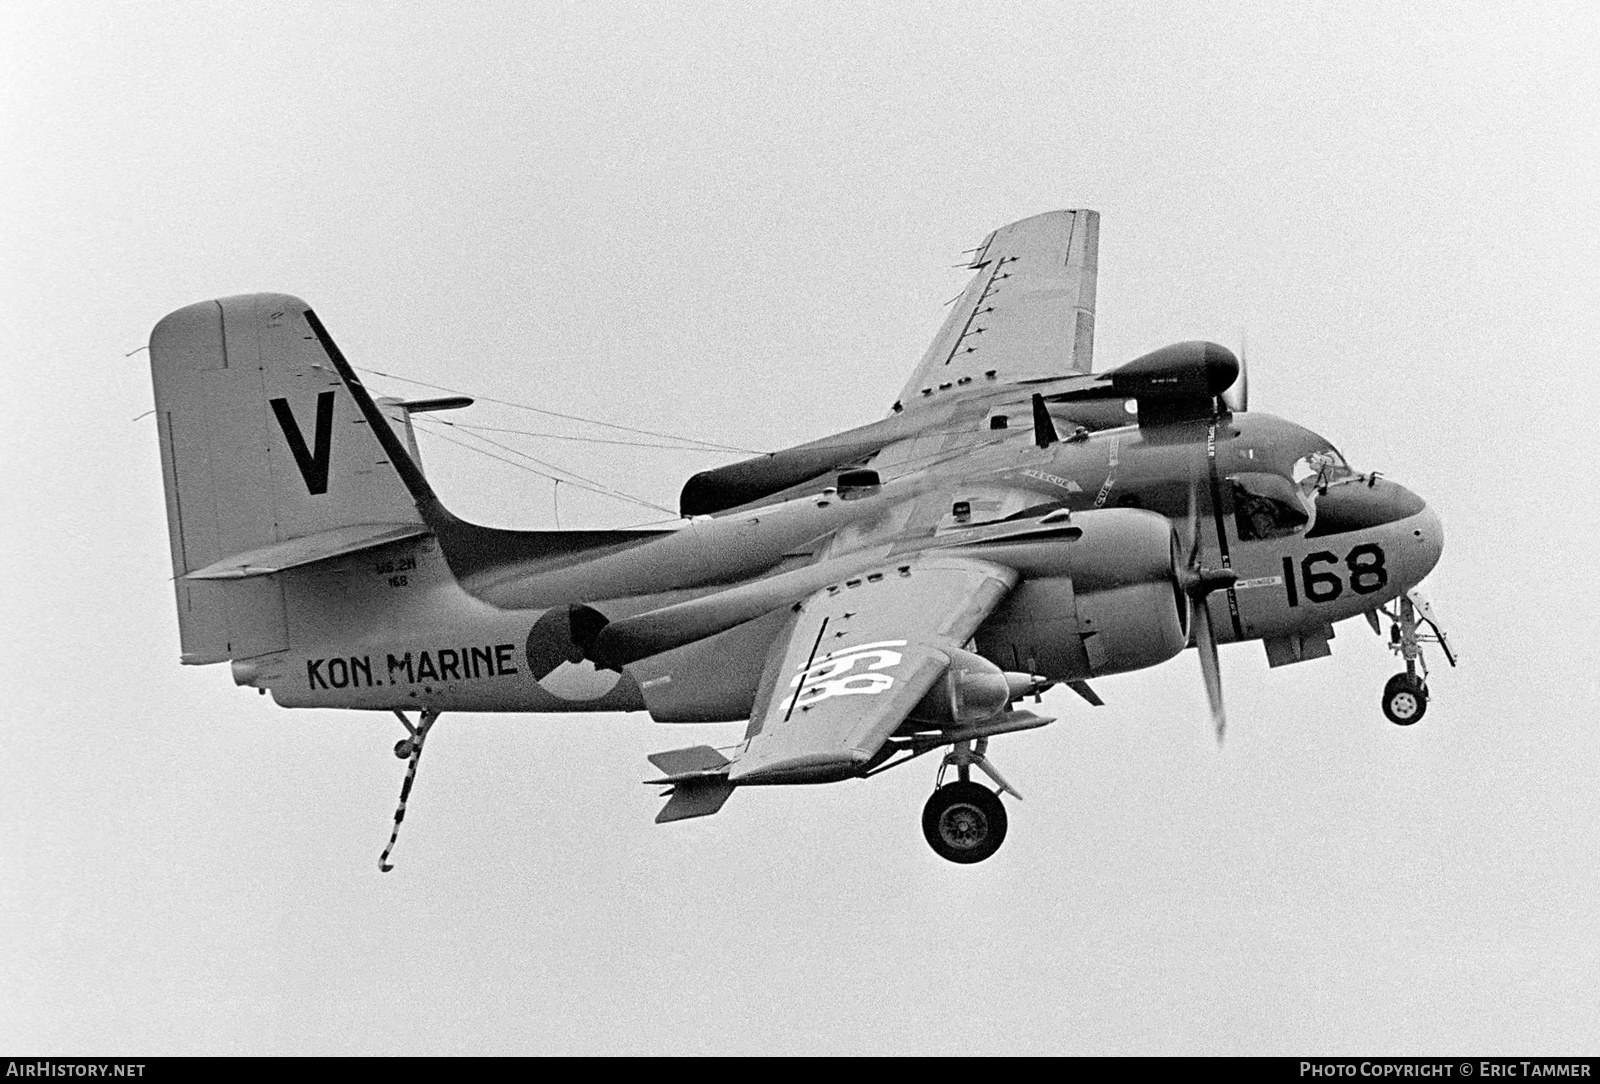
655, 777, 737, 823
398, 396, 473, 413
645, 744, 731, 783
184, 522, 429, 580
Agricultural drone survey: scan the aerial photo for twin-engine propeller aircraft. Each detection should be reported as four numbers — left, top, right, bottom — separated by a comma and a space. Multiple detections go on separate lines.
148, 210, 1454, 867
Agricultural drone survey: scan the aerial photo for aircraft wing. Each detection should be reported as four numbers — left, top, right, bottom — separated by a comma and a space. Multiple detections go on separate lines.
726, 555, 1018, 785
894, 209, 1099, 413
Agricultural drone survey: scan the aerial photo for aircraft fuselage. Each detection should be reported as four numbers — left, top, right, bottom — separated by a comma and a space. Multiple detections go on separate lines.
249, 404, 1441, 720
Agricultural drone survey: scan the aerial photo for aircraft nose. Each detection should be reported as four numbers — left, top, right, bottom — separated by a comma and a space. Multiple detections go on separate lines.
1410, 497, 1444, 581
1305, 475, 1442, 582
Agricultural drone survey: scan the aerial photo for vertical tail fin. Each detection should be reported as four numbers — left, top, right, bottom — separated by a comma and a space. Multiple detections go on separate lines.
149, 293, 423, 663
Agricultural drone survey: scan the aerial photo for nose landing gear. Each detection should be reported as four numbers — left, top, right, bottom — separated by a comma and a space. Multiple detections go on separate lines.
1370, 589, 1456, 726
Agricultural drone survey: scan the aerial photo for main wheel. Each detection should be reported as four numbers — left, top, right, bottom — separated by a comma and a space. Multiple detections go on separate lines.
1382, 672, 1428, 725
922, 781, 1008, 864
394, 738, 415, 759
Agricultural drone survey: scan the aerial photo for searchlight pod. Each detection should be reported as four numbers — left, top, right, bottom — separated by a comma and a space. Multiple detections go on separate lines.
1047, 341, 1241, 426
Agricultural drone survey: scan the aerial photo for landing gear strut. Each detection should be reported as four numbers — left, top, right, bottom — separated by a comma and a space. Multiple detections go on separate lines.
921, 737, 1017, 864
1371, 590, 1456, 726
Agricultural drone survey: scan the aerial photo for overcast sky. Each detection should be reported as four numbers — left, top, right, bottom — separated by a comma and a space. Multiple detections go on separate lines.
4, 0, 1597, 1055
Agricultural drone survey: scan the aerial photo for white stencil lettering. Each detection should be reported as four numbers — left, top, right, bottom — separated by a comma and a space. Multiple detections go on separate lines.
778, 640, 908, 712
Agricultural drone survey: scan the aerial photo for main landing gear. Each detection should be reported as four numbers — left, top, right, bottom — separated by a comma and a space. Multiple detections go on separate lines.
1370, 589, 1457, 727
860, 705, 1055, 864
923, 782, 1007, 863
922, 737, 1019, 864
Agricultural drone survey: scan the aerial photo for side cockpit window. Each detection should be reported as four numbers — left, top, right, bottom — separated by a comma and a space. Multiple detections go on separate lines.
1232, 472, 1313, 540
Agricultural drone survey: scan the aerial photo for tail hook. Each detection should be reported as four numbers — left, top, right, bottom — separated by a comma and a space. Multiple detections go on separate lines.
379, 708, 441, 873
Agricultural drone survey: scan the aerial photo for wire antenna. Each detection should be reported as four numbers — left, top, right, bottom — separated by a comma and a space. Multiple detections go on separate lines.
410, 418, 677, 516
358, 365, 762, 454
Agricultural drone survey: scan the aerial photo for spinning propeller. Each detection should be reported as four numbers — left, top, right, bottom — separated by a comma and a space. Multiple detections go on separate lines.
1179, 460, 1238, 745
1221, 331, 1249, 415
1180, 330, 1251, 741
1052, 336, 1252, 741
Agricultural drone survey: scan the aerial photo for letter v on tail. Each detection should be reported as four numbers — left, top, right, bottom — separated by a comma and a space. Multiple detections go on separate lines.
270, 391, 336, 495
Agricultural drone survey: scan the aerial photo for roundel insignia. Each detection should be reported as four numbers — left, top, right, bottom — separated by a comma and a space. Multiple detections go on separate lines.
524, 608, 622, 702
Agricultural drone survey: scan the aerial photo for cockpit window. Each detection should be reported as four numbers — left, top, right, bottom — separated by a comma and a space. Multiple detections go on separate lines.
1292, 448, 1353, 495
1232, 472, 1314, 540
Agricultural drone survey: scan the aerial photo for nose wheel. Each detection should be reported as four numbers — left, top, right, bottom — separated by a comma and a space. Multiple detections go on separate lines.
1381, 672, 1428, 725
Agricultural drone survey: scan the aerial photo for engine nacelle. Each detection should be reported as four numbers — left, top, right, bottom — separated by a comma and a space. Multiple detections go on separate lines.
973, 509, 1189, 681
1072, 579, 1191, 676
975, 575, 1188, 681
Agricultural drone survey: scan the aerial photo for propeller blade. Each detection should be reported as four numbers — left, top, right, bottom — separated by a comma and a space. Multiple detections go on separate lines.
1180, 471, 1231, 744
1184, 475, 1202, 566
1192, 594, 1227, 744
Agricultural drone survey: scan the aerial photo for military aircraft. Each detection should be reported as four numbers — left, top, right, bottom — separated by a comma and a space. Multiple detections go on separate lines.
147, 209, 1454, 867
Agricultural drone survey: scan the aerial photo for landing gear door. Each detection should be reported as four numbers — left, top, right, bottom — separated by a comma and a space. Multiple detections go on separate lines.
1405, 587, 1457, 667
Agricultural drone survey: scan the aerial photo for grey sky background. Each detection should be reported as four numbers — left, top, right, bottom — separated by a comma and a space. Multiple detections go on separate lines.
4, 0, 1597, 1055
